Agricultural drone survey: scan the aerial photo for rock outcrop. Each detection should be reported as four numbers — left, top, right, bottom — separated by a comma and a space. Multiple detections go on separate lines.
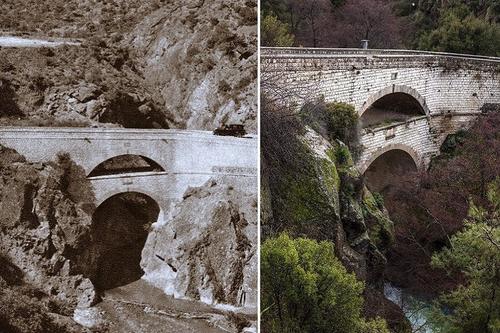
263, 127, 391, 282
261, 122, 406, 330
128, 0, 257, 132
0, 42, 168, 128
0, 145, 97, 309
141, 179, 257, 308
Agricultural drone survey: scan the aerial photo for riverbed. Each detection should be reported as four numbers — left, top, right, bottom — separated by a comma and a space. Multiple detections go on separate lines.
0, 36, 81, 48
384, 282, 434, 333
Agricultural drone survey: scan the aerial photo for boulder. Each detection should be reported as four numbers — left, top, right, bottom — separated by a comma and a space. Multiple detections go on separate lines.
141, 179, 257, 308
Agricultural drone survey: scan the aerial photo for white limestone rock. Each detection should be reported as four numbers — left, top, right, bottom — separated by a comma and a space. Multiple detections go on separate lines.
141, 179, 257, 309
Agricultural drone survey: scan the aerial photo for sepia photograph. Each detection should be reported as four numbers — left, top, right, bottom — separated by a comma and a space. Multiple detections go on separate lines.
0, 1, 257, 332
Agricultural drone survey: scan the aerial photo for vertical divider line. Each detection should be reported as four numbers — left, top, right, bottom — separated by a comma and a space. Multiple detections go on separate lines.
256, 0, 262, 331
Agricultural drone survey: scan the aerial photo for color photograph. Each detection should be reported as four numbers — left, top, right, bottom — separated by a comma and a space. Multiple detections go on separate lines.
0, 1, 499, 333
260, 1, 499, 332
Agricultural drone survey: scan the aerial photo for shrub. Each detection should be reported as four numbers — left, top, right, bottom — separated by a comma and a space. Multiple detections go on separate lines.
325, 102, 359, 142
0, 285, 66, 333
261, 95, 307, 173
372, 192, 385, 209
261, 233, 389, 333
261, 13, 295, 47
335, 144, 351, 166
300, 99, 359, 146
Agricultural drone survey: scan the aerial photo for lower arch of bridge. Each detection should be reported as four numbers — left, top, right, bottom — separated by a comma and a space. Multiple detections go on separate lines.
360, 85, 429, 129
88, 154, 165, 177
87, 191, 160, 291
363, 147, 419, 194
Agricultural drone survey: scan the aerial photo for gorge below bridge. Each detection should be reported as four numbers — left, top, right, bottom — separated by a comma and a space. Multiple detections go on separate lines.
0, 127, 257, 218
261, 48, 500, 192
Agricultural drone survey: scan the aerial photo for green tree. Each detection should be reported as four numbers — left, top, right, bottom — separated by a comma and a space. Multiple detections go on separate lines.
261, 233, 389, 333
430, 179, 500, 332
417, 6, 500, 56
261, 13, 295, 47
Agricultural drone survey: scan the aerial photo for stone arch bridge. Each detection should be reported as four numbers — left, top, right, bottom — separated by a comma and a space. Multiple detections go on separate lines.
261, 48, 500, 187
0, 127, 257, 215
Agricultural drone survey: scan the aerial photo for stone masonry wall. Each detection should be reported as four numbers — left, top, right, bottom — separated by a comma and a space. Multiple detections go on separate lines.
261, 52, 500, 116
262, 49, 500, 170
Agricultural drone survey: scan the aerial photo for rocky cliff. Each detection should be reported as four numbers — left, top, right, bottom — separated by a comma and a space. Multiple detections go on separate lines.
262, 127, 391, 282
128, 0, 257, 131
0, 144, 256, 331
141, 179, 257, 309
0, 145, 97, 332
0, 146, 97, 308
261, 105, 410, 331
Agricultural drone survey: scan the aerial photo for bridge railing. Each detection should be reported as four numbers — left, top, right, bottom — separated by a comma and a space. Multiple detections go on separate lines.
361, 112, 481, 135
362, 115, 429, 134
261, 47, 500, 63
87, 171, 169, 180
0, 126, 257, 142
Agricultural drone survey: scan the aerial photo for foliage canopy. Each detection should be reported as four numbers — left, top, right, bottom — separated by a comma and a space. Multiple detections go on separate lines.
261, 233, 389, 333
430, 179, 500, 333
261, 13, 295, 47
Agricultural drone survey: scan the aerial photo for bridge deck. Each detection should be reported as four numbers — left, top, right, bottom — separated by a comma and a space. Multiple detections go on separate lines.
0, 127, 256, 142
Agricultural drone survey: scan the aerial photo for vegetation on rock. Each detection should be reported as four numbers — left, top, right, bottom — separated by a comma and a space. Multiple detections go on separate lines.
261, 96, 402, 331
300, 99, 360, 157
0, 0, 257, 131
0, 0, 165, 38
0, 41, 167, 128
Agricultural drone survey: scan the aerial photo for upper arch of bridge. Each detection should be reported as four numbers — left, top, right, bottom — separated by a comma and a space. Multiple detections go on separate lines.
360, 85, 431, 116
87, 154, 165, 177
85, 148, 168, 177
359, 143, 422, 174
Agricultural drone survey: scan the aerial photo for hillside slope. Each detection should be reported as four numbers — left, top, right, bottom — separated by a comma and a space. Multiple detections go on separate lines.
0, 0, 257, 132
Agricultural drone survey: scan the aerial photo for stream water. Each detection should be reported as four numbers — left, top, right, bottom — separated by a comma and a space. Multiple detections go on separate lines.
0, 36, 81, 47
384, 283, 434, 333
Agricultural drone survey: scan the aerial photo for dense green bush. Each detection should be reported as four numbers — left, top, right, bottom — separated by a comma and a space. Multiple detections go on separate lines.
261, 13, 295, 47
300, 100, 359, 155
261, 233, 389, 333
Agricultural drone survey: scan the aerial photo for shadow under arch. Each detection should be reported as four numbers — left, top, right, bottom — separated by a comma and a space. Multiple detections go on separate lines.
88, 154, 164, 177
362, 146, 419, 194
360, 85, 430, 128
87, 191, 161, 291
